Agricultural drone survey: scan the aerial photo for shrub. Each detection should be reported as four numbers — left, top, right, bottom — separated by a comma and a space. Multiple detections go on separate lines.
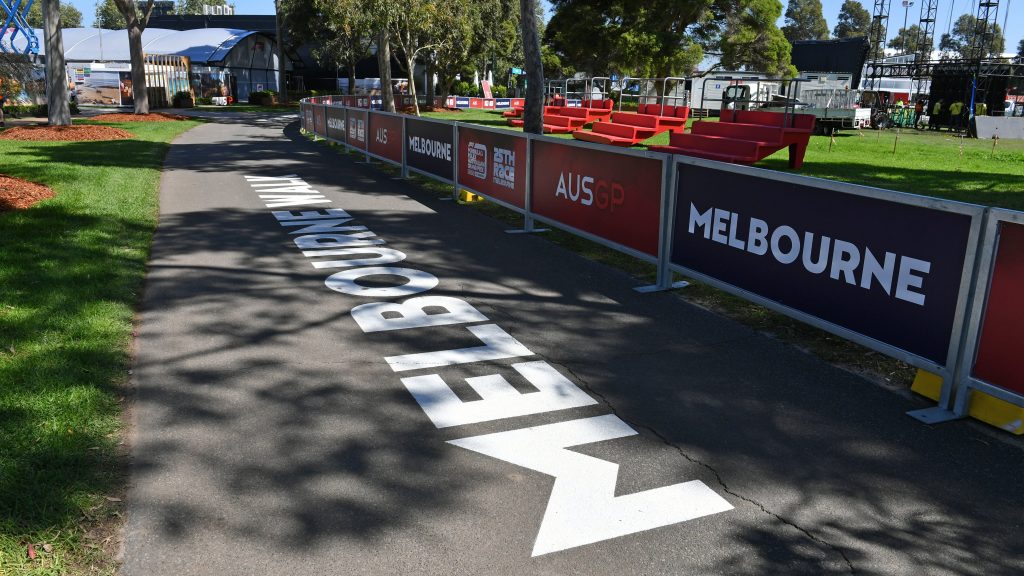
248, 90, 277, 105
492, 84, 508, 98
451, 80, 475, 97
172, 91, 194, 108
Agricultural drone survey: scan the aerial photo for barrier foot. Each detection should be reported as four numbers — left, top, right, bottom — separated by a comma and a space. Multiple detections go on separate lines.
634, 280, 689, 293
906, 406, 963, 424
505, 227, 550, 235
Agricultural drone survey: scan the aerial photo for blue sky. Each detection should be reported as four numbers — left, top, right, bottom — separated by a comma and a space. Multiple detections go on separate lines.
69, 0, 1022, 54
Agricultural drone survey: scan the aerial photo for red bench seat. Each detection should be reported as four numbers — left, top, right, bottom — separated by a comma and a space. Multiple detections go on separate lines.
649, 133, 764, 163
501, 106, 524, 118
635, 104, 691, 133
673, 111, 815, 168
571, 122, 649, 146
506, 113, 584, 134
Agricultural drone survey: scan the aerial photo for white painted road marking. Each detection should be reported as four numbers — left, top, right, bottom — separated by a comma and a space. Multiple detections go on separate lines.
401, 360, 597, 428
449, 415, 734, 556
245, 174, 734, 556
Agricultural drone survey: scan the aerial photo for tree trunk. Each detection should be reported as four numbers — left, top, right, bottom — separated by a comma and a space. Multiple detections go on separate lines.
127, 24, 149, 114
377, 31, 395, 113
426, 59, 434, 109
347, 64, 356, 95
275, 0, 288, 103
519, 0, 544, 134
405, 55, 419, 116
41, 0, 70, 125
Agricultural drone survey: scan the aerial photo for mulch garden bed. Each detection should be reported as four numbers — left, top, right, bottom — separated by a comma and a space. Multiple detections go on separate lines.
0, 174, 55, 212
0, 125, 134, 141
89, 112, 188, 122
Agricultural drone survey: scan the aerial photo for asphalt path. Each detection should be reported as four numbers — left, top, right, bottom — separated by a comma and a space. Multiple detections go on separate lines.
122, 111, 1024, 575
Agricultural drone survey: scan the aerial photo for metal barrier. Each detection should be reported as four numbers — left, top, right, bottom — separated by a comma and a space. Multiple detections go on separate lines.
666, 157, 984, 415
948, 209, 1024, 423
298, 98, 1024, 428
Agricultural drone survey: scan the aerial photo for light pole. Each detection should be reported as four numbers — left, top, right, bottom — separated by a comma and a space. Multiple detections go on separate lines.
901, 0, 914, 55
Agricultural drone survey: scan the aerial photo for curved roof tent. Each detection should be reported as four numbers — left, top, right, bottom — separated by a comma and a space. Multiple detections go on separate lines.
16, 27, 261, 64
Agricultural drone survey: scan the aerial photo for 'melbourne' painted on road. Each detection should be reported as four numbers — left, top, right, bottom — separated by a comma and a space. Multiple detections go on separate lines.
243, 174, 733, 556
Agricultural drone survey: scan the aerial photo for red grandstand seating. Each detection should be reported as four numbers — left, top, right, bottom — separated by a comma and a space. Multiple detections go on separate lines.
650, 110, 815, 168
609, 112, 665, 138
635, 103, 691, 133
571, 122, 649, 146
581, 99, 614, 122
502, 106, 524, 118
650, 133, 763, 163
507, 113, 586, 134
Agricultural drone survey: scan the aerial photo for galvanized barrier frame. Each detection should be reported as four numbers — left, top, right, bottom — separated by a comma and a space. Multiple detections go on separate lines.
952, 208, 1024, 417
665, 155, 986, 409
452, 122, 529, 217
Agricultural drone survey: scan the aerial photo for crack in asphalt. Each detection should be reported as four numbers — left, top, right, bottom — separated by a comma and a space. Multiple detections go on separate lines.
552, 360, 857, 574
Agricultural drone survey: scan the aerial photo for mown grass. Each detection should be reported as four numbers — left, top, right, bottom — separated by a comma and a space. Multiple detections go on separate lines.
0, 118, 200, 575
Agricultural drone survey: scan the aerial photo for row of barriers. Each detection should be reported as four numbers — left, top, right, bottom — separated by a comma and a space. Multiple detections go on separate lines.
299, 96, 1024, 432
329, 94, 527, 111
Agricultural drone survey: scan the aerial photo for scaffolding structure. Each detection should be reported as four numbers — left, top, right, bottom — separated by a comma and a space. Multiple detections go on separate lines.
913, 0, 940, 96
1, 0, 39, 54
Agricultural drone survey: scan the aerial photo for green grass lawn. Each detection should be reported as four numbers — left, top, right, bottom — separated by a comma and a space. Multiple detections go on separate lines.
424, 109, 1024, 210
0, 118, 200, 575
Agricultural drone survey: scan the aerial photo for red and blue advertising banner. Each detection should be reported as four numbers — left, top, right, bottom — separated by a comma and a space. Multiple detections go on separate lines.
368, 112, 404, 165
530, 139, 663, 257
973, 220, 1024, 394
345, 108, 368, 150
457, 126, 527, 210
670, 161, 977, 365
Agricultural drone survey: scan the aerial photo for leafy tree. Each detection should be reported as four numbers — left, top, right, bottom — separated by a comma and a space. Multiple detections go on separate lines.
283, 0, 372, 95
95, 0, 126, 28
888, 24, 925, 55
1016, 37, 1024, 58
545, 0, 706, 79
390, 0, 437, 114
938, 14, 1005, 59
26, 2, 83, 28
832, 0, 870, 39
719, 0, 796, 77
545, 0, 792, 79
541, 44, 571, 78
781, 0, 829, 42
112, 0, 156, 113
175, 0, 228, 14
430, 0, 513, 101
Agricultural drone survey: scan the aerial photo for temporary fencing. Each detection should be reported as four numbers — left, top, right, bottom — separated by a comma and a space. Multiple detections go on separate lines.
299, 97, 1023, 430
948, 210, 1024, 427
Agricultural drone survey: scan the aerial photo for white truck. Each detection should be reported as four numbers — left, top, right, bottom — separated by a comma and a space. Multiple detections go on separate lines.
786, 88, 872, 133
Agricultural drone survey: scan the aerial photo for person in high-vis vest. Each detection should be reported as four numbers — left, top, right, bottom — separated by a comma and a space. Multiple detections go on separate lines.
975, 102, 987, 117
929, 99, 943, 130
948, 100, 964, 131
